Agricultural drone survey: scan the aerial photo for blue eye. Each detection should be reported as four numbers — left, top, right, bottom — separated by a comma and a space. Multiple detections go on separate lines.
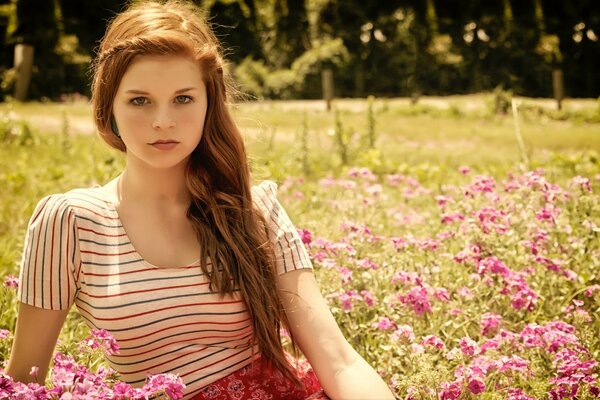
175, 95, 193, 104
130, 97, 148, 106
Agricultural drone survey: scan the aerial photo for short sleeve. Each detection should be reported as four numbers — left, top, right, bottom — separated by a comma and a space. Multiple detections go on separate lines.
18, 194, 81, 310
252, 180, 313, 275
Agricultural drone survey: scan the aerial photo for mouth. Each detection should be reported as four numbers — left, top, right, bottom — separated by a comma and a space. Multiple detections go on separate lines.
149, 139, 180, 151
149, 139, 179, 145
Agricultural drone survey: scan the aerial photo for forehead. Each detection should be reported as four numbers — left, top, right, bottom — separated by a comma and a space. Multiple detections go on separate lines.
118, 54, 204, 93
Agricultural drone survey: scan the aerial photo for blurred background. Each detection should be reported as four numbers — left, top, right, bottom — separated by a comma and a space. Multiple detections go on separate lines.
0, 0, 598, 102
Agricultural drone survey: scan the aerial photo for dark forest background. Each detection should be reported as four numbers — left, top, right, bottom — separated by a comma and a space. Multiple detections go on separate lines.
0, 0, 598, 101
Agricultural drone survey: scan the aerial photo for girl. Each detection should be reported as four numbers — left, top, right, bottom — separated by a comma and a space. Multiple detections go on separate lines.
5, 1, 395, 399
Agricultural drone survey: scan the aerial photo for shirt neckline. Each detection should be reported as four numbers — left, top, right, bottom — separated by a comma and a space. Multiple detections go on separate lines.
90, 186, 201, 270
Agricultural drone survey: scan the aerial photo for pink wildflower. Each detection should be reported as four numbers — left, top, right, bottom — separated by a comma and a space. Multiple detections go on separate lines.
480, 313, 502, 336
3, 275, 18, 289
387, 174, 402, 187
338, 290, 359, 311
397, 286, 432, 316
337, 267, 353, 284
507, 388, 536, 400
467, 377, 485, 394
584, 285, 600, 297
143, 373, 185, 399
459, 336, 479, 356
433, 288, 450, 302
392, 325, 415, 343
357, 258, 380, 270
458, 165, 471, 175
297, 228, 312, 245
441, 213, 465, 224
439, 380, 462, 400
421, 335, 445, 350
457, 286, 473, 299
571, 175, 592, 192
373, 317, 396, 331
435, 195, 453, 207
0, 329, 10, 340
80, 329, 120, 355
360, 290, 375, 307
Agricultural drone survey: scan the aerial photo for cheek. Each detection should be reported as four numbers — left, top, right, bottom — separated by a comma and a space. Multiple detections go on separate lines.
180, 107, 207, 135
120, 109, 151, 128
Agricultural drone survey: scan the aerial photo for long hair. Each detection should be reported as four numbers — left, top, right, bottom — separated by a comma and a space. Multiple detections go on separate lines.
90, 0, 300, 385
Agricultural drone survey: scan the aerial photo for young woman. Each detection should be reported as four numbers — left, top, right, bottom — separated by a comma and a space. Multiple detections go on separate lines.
5, 1, 395, 399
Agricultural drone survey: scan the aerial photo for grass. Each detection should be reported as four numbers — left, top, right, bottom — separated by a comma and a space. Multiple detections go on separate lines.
0, 94, 599, 398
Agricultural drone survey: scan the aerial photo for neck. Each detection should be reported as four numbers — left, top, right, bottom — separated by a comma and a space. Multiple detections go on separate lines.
118, 161, 191, 208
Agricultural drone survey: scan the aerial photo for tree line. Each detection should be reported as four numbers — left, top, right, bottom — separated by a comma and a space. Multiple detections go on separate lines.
0, 0, 598, 101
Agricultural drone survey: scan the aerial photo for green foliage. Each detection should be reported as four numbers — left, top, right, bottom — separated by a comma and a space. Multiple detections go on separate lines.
0, 99, 599, 398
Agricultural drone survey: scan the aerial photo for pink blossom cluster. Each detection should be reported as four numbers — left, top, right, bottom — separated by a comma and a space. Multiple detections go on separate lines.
473, 206, 511, 234
80, 329, 120, 355
3, 274, 18, 289
0, 352, 185, 399
475, 257, 538, 311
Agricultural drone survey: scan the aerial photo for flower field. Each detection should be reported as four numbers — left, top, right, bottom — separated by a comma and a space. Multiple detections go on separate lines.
0, 98, 599, 399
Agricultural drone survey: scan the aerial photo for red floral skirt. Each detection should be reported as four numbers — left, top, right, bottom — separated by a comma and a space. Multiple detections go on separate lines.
191, 356, 330, 400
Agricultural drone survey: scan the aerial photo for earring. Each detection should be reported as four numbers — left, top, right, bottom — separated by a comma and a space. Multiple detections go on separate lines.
111, 118, 121, 138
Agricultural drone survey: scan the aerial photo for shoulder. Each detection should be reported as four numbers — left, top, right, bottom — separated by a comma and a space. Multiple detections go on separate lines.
29, 186, 114, 226
251, 180, 279, 214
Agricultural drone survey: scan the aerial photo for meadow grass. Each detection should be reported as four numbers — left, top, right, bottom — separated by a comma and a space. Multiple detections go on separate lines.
0, 96, 598, 398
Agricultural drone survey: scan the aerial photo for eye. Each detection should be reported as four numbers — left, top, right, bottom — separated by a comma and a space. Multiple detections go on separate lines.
130, 97, 149, 106
175, 95, 193, 104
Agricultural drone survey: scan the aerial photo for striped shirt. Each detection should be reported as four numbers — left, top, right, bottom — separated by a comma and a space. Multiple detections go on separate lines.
17, 180, 312, 398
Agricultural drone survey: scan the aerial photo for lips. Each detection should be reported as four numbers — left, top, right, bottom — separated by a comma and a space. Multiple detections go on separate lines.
150, 139, 179, 145
149, 139, 180, 150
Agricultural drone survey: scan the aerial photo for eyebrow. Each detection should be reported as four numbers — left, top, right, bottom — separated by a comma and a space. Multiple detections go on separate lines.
124, 87, 198, 95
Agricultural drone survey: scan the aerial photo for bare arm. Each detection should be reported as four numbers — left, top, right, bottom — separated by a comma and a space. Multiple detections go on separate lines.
5, 302, 69, 384
278, 269, 395, 400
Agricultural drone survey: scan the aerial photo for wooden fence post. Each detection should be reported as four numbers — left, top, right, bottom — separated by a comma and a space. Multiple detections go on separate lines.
552, 68, 564, 111
321, 67, 334, 111
14, 44, 34, 101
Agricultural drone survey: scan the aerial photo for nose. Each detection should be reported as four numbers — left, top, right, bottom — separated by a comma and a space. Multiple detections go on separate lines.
152, 106, 176, 130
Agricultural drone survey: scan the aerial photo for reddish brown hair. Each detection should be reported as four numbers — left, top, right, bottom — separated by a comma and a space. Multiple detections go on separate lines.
90, 0, 299, 385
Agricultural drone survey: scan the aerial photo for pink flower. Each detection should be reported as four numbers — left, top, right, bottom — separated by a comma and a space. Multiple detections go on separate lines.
360, 290, 375, 307
373, 317, 396, 331
584, 285, 600, 297
507, 388, 536, 400
80, 329, 120, 355
387, 174, 402, 187
439, 380, 462, 400
142, 373, 185, 399
467, 377, 485, 394
392, 325, 415, 343
397, 286, 432, 316
459, 336, 479, 356
29, 366, 39, 378
112, 381, 136, 399
337, 267, 353, 284
3, 275, 18, 289
498, 355, 530, 374
421, 335, 445, 350
457, 286, 473, 299
433, 288, 450, 302
297, 228, 312, 245
441, 213, 465, 224
571, 176, 591, 192
435, 195, 453, 207
357, 257, 380, 270
338, 290, 359, 311
535, 204, 561, 224
0, 329, 11, 340
480, 313, 502, 336
459, 165, 471, 175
